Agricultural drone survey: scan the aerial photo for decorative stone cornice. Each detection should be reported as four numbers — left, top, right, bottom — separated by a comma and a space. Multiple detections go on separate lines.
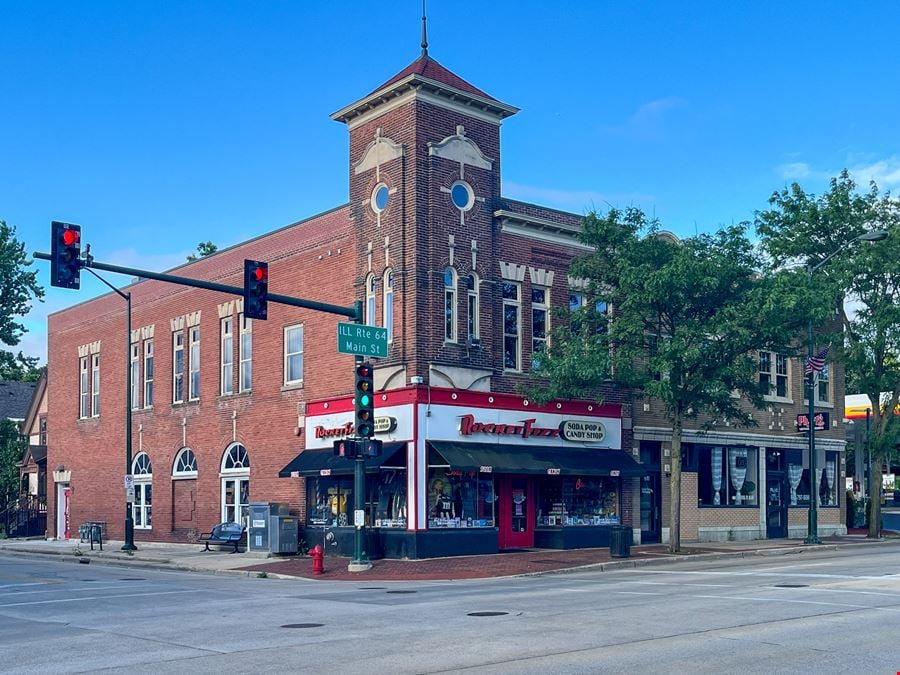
495, 209, 592, 250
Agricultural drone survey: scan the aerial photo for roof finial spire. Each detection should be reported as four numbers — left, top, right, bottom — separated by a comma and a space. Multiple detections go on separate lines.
420, 0, 429, 57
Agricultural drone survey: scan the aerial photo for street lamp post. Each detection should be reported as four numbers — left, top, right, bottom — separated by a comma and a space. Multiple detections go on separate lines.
804, 229, 888, 545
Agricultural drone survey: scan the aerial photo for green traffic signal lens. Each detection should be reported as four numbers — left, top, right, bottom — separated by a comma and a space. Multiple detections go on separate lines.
360, 394, 371, 406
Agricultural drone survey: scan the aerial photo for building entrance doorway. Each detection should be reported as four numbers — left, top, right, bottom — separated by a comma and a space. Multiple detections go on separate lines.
639, 443, 662, 544
766, 470, 787, 538
498, 476, 533, 549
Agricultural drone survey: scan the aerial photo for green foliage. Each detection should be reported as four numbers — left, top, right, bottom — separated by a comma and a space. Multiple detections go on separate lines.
186, 241, 219, 262
531, 208, 806, 421
0, 419, 27, 510
0, 220, 44, 380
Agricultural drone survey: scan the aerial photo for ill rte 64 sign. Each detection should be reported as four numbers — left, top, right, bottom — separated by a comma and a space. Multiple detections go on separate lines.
337, 322, 388, 358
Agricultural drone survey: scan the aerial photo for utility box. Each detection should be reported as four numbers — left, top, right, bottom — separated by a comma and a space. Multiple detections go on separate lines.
270, 515, 299, 554
249, 502, 291, 552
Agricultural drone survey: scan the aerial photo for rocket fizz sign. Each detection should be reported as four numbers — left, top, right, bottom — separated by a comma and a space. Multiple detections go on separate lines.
445, 408, 620, 449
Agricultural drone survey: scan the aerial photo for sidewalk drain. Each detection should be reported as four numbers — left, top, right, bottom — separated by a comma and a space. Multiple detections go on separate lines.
773, 584, 808, 588
468, 611, 508, 617
386, 590, 417, 594
281, 623, 324, 629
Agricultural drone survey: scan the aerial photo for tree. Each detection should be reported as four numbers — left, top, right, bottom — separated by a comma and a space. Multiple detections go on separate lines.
530, 208, 806, 552
186, 241, 219, 262
756, 170, 900, 538
0, 220, 44, 381
0, 419, 26, 510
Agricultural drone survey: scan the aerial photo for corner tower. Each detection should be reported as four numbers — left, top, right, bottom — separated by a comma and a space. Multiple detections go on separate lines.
332, 53, 518, 390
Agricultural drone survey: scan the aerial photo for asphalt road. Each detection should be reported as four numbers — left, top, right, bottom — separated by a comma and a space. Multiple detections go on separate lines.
1, 543, 899, 674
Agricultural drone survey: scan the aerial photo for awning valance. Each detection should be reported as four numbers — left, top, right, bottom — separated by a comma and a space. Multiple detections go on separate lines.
429, 441, 645, 477
278, 442, 407, 478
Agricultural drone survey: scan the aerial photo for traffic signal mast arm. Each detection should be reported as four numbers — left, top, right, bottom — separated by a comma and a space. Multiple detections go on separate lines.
33, 252, 361, 320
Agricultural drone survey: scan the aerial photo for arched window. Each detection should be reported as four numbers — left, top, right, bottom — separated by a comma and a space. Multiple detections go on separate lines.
173, 447, 198, 479
132, 452, 152, 530
365, 273, 377, 326
220, 443, 250, 527
383, 268, 394, 343
467, 272, 480, 343
444, 267, 457, 342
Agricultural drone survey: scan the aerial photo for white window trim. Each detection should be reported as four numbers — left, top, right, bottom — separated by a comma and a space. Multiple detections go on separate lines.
132, 452, 152, 530
91, 354, 100, 417
130, 342, 140, 410
188, 326, 200, 401
804, 363, 834, 408
284, 323, 304, 386
759, 350, 793, 403
444, 267, 457, 343
239, 313, 252, 393
365, 273, 377, 326
143, 339, 154, 409
221, 317, 234, 396
531, 285, 549, 368
383, 268, 394, 343
220, 443, 250, 528
173, 331, 185, 404
467, 273, 480, 342
172, 447, 198, 480
79, 356, 89, 419
503, 281, 521, 372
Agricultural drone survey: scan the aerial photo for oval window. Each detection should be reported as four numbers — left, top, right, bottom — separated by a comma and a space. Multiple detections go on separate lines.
371, 184, 390, 213
450, 181, 474, 211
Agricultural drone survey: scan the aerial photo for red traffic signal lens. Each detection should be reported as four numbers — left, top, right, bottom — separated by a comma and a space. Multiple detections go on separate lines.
62, 229, 79, 246
253, 266, 267, 282
357, 365, 371, 378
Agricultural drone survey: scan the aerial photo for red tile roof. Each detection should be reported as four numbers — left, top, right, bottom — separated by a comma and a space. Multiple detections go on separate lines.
371, 55, 495, 101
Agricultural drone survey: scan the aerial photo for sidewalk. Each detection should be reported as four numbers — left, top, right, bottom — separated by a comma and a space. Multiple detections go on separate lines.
1, 533, 896, 582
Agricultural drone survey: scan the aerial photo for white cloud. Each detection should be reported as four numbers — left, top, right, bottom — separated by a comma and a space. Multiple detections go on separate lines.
848, 156, 900, 192
503, 181, 656, 213
602, 97, 687, 141
778, 162, 812, 179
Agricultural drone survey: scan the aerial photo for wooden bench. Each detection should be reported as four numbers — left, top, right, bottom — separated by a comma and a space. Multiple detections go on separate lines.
198, 522, 245, 553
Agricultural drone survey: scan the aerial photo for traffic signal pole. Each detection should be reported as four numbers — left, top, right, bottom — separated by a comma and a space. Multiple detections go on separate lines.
349, 300, 372, 572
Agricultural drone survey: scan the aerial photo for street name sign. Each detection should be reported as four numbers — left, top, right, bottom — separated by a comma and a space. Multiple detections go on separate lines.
337, 322, 388, 358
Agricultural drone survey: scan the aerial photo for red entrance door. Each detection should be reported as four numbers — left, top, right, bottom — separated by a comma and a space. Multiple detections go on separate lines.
498, 476, 534, 549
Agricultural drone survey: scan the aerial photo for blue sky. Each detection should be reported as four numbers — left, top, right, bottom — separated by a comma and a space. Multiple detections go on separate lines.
3, 1, 899, 364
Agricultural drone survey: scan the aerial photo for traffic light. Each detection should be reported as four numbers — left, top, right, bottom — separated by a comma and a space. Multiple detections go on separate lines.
334, 439, 360, 458
243, 259, 268, 320
50, 221, 82, 289
354, 361, 375, 438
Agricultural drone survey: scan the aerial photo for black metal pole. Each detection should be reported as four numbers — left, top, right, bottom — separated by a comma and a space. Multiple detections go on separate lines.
348, 300, 371, 572
123, 291, 136, 551
805, 314, 820, 544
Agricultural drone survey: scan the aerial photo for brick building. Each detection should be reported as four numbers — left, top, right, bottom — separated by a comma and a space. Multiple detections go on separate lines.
45, 45, 844, 556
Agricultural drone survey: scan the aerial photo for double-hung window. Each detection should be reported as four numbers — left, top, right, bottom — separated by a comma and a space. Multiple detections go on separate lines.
444, 267, 457, 342
239, 314, 252, 392
531, 287, 549, 368
759, 350, 790, 400
284, 324, 304, 386
221, 317, 233, 396
79, 357, 89, 419
502, 281, 521, 371
173, 331, 185, 404
130, 342, 141, 409
91, 354, 100, 417
467, 273, 480, 343
143, 339, 154, 408
189, 327, 200, 401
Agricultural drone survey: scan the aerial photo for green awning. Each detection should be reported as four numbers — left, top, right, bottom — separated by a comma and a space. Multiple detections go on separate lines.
429, 441, 645, 477
278, 442, 407, 478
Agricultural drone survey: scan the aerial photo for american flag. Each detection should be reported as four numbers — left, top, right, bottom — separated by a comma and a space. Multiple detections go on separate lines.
805, 347, 829, 376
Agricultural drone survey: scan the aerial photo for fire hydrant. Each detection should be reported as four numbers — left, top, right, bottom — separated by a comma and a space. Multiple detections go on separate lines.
309, 544, 325, 575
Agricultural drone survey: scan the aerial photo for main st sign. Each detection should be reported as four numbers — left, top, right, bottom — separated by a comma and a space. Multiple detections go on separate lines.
337, 322, 388, 358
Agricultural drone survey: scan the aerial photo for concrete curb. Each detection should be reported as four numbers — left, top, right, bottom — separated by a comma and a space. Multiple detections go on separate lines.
1, 537, 896, 582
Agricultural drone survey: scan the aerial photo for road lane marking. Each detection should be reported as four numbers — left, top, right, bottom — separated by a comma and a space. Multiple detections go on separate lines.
631, 570, 900, 581
0, 589, 203, 608
0, 582, 53, 589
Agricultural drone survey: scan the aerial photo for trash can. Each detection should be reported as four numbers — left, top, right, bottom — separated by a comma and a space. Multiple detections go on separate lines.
609, 525, 631, 558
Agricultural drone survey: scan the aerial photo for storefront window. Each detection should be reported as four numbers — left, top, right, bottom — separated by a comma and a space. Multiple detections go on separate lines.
307, 470, 408, 528
427, 468, 495, 528
785, 450, 839, 507
536, 477, 619, 526
697, 446, 758, 506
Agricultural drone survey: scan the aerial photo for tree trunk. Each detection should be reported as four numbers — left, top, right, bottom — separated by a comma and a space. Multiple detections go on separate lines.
867, 453, 882, 539
668, 416, 683, 553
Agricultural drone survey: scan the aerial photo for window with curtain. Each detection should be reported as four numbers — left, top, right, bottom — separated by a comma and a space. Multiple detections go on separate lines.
697, 445, 758, 506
